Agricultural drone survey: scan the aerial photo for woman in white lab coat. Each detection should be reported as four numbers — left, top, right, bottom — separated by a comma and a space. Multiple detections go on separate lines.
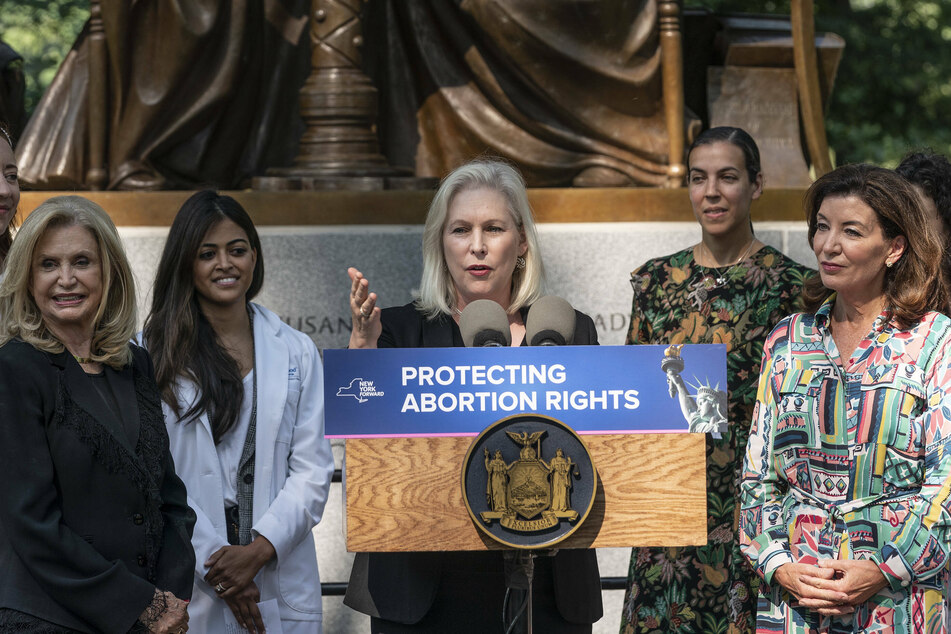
142, 190, 334, 634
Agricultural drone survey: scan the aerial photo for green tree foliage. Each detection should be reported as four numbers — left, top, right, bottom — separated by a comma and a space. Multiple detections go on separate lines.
0, 0, 88, 115
822, 1, 951, 166
689, 0, 951, 166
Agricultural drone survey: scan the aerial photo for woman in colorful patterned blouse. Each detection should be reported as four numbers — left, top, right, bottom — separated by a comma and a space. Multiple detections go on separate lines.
620, 127, 813, 634
740, 164, 951, 633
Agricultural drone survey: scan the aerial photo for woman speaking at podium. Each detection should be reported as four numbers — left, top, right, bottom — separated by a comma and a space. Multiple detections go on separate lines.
620, 127, 813, 633
343, 159, 602, 632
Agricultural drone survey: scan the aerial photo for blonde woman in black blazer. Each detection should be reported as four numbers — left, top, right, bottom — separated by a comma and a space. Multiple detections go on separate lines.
0, 197, 195, 633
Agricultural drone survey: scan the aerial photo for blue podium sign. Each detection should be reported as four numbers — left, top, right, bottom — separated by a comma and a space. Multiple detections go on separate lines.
324, 344, 727, 438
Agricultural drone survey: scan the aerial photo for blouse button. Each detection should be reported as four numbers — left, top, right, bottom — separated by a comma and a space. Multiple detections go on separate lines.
137, 555, 146, 567
132, 513, 144, 525
243, 474, 253, 484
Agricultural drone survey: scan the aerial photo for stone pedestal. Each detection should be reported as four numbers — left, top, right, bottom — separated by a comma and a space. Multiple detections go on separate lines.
708, 66, 812, 188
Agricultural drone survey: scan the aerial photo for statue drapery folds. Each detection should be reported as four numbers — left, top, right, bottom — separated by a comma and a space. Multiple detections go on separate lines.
368, 0, 695, 186
18, 0, 695, 189
18, 0, 311, 190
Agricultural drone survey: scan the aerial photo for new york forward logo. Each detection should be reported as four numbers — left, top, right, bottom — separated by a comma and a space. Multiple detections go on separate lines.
336, 378, 385, 403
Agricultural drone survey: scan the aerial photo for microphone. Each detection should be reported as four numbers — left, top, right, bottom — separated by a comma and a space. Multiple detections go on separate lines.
460, 299, 512, 347
525, 295, 576, 346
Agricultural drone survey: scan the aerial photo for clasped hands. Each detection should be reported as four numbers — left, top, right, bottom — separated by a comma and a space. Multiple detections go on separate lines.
773, 558, 888, 617
204, 537, 276, 634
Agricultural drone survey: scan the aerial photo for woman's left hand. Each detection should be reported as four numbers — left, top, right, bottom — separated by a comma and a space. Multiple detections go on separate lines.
798, 558, 888, 614
204, 537, 276, 597
140, 590, 190, 633
223, 581, 266, 634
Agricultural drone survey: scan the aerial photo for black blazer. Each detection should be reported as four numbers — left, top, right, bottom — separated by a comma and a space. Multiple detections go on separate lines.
344, 303, 603, 625
0, 339, 196, 634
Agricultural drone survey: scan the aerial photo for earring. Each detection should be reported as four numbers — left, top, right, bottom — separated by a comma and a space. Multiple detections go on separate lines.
515, 256, 526, 270
886, 260, 894, 268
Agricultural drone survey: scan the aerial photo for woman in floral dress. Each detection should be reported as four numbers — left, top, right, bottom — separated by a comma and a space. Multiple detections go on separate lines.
620, 127, 813, 634
741, 164, 951, 633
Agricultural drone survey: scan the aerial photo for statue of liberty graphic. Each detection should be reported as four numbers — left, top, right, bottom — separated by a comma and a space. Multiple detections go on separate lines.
661, 344, 728, 439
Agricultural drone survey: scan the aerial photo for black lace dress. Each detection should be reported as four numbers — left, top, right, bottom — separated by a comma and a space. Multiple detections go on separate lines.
0, 342, 195, 634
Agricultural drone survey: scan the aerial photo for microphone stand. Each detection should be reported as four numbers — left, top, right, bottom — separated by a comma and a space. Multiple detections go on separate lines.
503, 549, 553, 633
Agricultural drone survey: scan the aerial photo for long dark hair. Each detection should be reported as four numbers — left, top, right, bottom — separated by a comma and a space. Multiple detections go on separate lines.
802, 164, 946, 327
144, 190, 264, 443
0, 123, 16, 261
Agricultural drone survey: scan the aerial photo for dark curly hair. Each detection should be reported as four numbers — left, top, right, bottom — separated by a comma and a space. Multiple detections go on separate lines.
896, 150, 951, 230
896, 150, 951, 310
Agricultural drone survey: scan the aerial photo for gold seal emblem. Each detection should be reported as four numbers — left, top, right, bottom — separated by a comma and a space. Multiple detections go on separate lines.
480, 431, 580, 531
462, 414, 596, 548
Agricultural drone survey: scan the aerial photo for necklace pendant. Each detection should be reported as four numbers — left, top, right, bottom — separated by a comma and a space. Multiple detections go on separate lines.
715, 277, 725, 286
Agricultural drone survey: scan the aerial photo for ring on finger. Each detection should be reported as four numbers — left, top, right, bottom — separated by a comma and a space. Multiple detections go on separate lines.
360, 308, 370, 318
215, 582, 226, 593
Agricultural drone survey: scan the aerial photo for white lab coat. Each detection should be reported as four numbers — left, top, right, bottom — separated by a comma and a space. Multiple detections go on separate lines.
150, 304, 334, 632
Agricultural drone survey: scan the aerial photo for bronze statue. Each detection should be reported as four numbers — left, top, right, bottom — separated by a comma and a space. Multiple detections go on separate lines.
18, 0, 697, 190
16, 0, 312, 190
366, 0, 695, 187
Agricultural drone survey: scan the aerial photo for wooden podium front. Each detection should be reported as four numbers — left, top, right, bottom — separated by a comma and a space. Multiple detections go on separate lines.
345, 433, 707, 552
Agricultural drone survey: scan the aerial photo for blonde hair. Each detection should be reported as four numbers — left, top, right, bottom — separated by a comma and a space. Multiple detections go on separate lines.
0, 196, 136, 369
417, 159, 545, 318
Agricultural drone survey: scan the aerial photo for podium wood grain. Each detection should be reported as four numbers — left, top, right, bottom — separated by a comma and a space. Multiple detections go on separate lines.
345, 433, 706, 551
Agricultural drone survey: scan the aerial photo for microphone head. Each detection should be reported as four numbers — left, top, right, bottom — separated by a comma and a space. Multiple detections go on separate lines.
526, 296, 576, 346
459, 299, 512, 347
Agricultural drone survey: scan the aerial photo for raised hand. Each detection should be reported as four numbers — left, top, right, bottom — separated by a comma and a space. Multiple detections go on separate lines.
348, 267, 381, 348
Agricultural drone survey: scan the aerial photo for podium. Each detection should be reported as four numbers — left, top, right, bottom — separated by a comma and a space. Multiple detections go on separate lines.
329, 344, 717, 631
344, 432, 706, 552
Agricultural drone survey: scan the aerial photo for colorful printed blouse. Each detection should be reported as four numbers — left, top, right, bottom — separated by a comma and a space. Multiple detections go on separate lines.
740, 297, 951, 633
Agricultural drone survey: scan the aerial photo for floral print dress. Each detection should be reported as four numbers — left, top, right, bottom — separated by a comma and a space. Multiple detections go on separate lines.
620, 245, 812, 634
740, 299, 951, 633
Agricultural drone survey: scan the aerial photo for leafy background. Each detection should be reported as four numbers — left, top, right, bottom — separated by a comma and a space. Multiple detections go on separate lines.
2, 0, 88, 116
696, 0, 951, 167
1, 0, 948, 168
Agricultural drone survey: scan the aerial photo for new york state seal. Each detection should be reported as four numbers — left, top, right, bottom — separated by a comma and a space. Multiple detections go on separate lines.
462, 414, 596, 549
